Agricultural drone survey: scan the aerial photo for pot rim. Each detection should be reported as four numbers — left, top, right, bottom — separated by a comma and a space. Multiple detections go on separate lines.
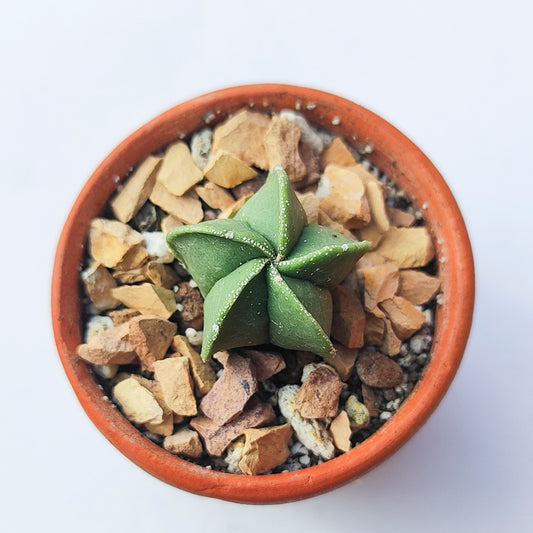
51, 83, 475, 504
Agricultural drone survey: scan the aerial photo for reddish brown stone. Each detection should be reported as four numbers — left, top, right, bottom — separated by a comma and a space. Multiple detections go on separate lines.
295, 366, 343, 419
331, 285, 366, 349
359, 262, 399, 312
380, 296, 426, 340
397, 270, 441, 305
242, 349, 286, 381
175, 282, 204, 330
77, 322, 137, 365
329, 344, 358, 381
356, 349, 404, 388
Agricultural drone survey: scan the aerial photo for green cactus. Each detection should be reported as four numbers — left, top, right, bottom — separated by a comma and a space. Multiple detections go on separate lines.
167, 166, 370, 361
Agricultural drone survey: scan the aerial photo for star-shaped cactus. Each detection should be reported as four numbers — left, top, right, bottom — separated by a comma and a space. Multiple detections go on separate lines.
166, 166, 370, 361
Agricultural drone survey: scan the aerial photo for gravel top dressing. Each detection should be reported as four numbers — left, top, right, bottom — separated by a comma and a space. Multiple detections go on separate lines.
76, 107, 440, 475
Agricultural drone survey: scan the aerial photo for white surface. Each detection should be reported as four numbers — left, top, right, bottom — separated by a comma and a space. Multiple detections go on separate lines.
1, 1, 532, 531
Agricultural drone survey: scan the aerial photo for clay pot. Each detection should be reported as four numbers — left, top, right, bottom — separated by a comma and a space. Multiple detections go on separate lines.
51, 84, 474, 504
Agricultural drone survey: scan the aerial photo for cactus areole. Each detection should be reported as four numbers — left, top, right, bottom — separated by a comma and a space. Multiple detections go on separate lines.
166, 166, 370, 361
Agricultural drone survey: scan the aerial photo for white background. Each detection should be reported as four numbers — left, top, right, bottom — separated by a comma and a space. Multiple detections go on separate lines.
1, 1, 532, 531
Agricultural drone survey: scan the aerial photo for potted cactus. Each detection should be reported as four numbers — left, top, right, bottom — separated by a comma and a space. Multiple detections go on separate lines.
51, 84, 474, 503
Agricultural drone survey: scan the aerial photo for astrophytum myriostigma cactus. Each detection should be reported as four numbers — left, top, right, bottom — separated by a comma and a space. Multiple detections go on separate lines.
166, 166, 370, 361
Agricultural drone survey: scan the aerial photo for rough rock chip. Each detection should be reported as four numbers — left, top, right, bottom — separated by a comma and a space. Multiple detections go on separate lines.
329, 344, 358, 381
211, 109, 271, 169
200, 353, 257, 426
364, 312, 386, 345
113, 377, 163, 425
359, 180, 390, 246
88, 218, 148, 270
355, 349, 404, 388
174, 282, 204, 330
110, 155, 161, 223
330, 410, 352, 452
190, 398, 275, 456
81, 263, 119, 311
195, 181, 235, 210
278, 385, 335, 460
241, 349, 286, 381
172, 335, 216, 396
77, 322, 137, 365
111, 283, 176, 319
128, 315, 176, 371
203, 151, 257, 188
295, 365, 343, 419
345, 395, 370, 430
163, 428, 203, 458
387, 207, 416, 227
379, 296, 426, 340
156, 141, 203, 197
238, 424, 293, 475
108, 308, 141, 326
380, 318, 403, 357
144, 261, 179, 289
263, 116, 306, 182
149, 182, 203, 224
296, 191, 320, 224
160, 214, 183, 234
317, 164, 371, 229
397, 270, 441, 305
359, 262, 400, 312
331, 285, 366, 349
320, 137, 357, 168
153, 357, 197, 416
375, 227, 435, 268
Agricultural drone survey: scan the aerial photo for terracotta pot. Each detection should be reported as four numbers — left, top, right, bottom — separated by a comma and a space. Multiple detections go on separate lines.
51, 84, 474, 504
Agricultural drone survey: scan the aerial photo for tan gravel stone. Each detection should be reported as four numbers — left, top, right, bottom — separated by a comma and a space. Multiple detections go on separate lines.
200, 353, 257, 425
318, 164, 371, 229
329, 344, 358, 381
321, 137, 357, 168
296, 191, 320, 224
160, 214, 183, 234
317, 209, 355, 238
331, 285, 366, 349
239, 424, 293, 475
356, 349, 404, 388
156, 141, 203, 196
211, 109, 271, 169
112, 265, 148, 284
113, 377, 163, 425
359, 180, 390, 247
295, 366, 343, 419
81, 263, 120, 311
359, 262, 400, 312
387, 207, 416, 227
364, 312, 386, 345
356, 251, 387, 270
190, 398, 275, 456
149, 182, 203, 224
217, 193, 252, 219
88, 218, 148, 270
144, 261, 179, 289
241, 349, 286, 381
153, 357, 197, 416
128, 315, 176, 371
204, 151, 257, 188
264, 116, 306, 182
77, 322, 137, 365
330, 410, 352, 452
111, 283, 176, 319
108, 308, 141, 326
398, 270, 441, 305
110, 155, 161, 223
174, 282, 203, 330
163, 428, 203, 458
380, 318, 402, 356
171, 335, 216, 396
195, 181, 235, 210
380, 296, 426, 340
375, 226, 435, 268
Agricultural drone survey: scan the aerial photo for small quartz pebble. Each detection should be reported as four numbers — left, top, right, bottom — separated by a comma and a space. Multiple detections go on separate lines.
81, 263, 119, 311
163, 428, 203, 458
318, 164, 371, 229
127, 315, 176, 371
321, 137, 357, 168
211, 109, 271, 169
88, 218, 149, 270
141, 231, 174, 263
110, 155, 161, 223
263, 116, 306, 183
108, 308, 141, 326
375, 227, 435, 268
295, 365, 343, 419
330, 410, 352, 452
200, 353, 258, 426
156, 141, 203, 197
195, 181, 235, 210
190, 398, 275, 456
331, 285, 366, 349
238, 424, 293, 475
149, 182, 204, 224
172, 335, 216, 396
225, 438, 245, 473
329, 344, 359, 381
153, 357, 197, 416
379, 296, 427, 340
185, 327, 203, 346
78, 322, 137, 365
397, 270, 441, 305
356, 349, 404, 388
241, 349, 286, 381
345, 395, 370, 430
278, 385, 335, 460
111, 283, 176, 319
113, 377, 163, 425
85, 315, 114, 341
190, 128, 213, 170
203, 151, 257, 188
359, 262, 400, 312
